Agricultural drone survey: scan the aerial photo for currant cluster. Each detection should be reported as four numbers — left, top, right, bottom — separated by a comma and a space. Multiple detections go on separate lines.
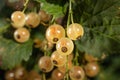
10, 10, 51, 43
5, 66, 42, 80
7, 0, 101, 80
36, 22, 98, 80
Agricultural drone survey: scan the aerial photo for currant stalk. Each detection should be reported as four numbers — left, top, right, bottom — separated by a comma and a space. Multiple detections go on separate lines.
22, 0, 29, 12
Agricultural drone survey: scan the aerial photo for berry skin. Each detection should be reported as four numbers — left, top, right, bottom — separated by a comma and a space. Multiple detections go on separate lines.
51, 51, 67, 67
58, 60, 73, 74
56, 37, 74, 56
38, 56, 54, 73
26, 70, 42, 80
51, 68, 65, 80
14, 66, 27, 80
33, 38, 42, 48
39, 10, 51, 22
69, 66, 85, 80
84, 62, 100, 77
11, 11, 26, 28
40, 39, 54, 51
84, 53, 98, 62
46, 24, 65, 44
5, 70, 15, 80
25, 12, 40, 28
67, 23, 84, 40
14, 28, 30, 43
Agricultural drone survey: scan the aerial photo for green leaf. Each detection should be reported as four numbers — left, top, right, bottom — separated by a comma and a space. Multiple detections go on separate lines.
74, 0, 120, 57
35, 0, 66, 18
0, 19, 33, 70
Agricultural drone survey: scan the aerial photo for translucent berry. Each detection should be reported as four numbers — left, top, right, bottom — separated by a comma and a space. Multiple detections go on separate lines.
39, 10, 51, 22
40, 39, 54, 51
56, 37, 74, 56
25, 12, 40, 28
14, 28, 30, 43
26, 70, 42, 80
38, 56, 53, 72
11, 11, 26, 28
33, 38, 42, 48
84, 53, 98, 62
58, 60, 73, 74
51, 68, 65, 80
67, 23, 84, 40
14, 66, 27, 80
84, 62, 100, 77
46, 24, 65, 44
69, 66, 85, 80
5, 70, 15, 80
51, 51, 66, 67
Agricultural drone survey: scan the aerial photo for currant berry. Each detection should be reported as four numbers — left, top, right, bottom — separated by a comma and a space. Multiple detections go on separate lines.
67, 23, 84, 40
40, 39, 54, 51
33, 38, 42, 48
51, 68, 65, 80
51, 51, 66, 67
25, 12, 40, 28
84, 53, 98, 62
26, 70, 42, 80
38, 56, 53, 72
68, 53, 74, 61
84, 62, 100, 77
11, 11, 26, 28
58, 60, 73, 74
14, 28, 30, 43
56, 37, 74, 56
5, 70, 15, 80
39, 10, 51, 22
46, 24, 65, 44
69, 66, 85, 80
14, 66, 27, 80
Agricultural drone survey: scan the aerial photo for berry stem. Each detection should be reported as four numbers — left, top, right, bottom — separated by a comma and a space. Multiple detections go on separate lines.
74, 48, 79, 66
65, 56, 69, 80
67, 0, 74, 28
43, 73, 46, 80
69, 0, 74, 24
22, 0, 29, 12
50, 16, 56, 24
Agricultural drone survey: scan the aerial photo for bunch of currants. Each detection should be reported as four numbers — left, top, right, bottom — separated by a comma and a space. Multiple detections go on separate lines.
9, 6, 100, 80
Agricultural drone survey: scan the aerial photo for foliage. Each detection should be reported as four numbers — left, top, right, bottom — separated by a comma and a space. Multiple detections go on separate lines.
0, 0, 120, 80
